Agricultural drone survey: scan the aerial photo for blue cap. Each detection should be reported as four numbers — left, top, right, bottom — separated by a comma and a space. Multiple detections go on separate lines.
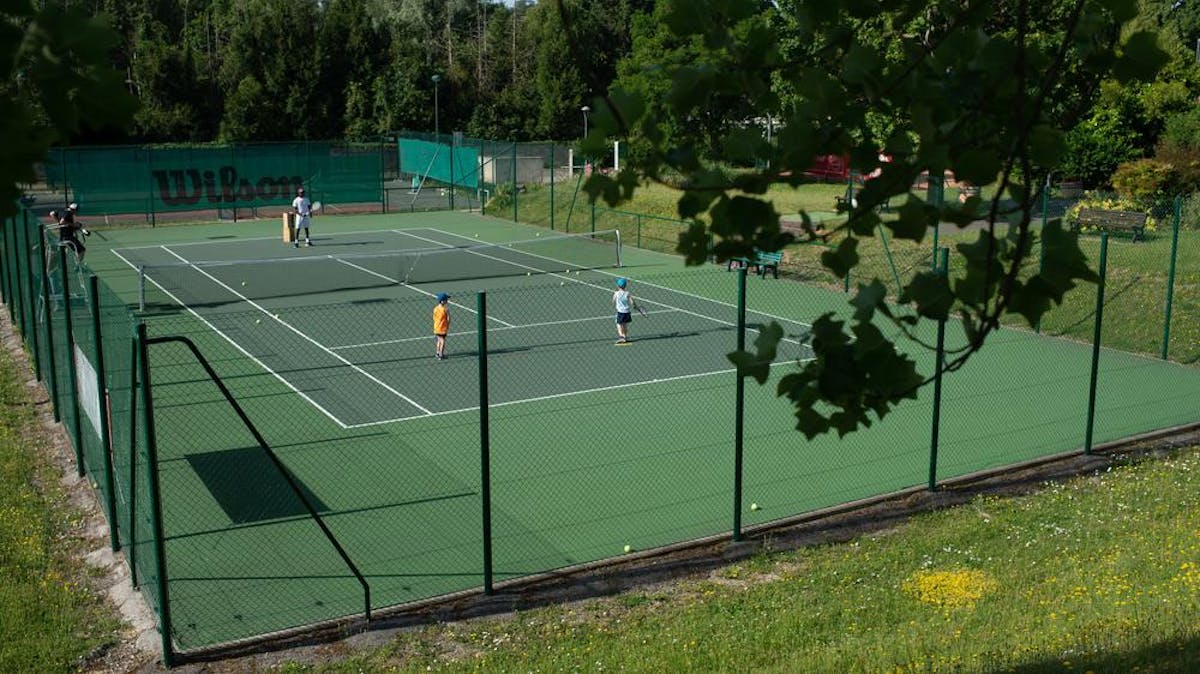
436, 292, 450, 302
616, 278, 627, 288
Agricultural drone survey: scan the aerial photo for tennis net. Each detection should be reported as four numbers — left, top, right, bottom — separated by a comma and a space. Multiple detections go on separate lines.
137, 229, 622, 310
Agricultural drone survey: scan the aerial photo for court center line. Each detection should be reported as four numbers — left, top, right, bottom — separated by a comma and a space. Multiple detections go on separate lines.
402, 228, 806, 347
157, 245, 435, 416
111, 249, 353, 430
343, 359, 808, 429
328, 308, 681, 350
335, 258, 516, 328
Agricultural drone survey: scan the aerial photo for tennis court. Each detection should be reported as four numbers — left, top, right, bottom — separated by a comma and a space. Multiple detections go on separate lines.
111, 225, 814, 428
75, 210, 1199, 653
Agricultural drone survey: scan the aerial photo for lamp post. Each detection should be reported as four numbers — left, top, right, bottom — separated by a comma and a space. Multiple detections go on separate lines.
432, 74, 442, 139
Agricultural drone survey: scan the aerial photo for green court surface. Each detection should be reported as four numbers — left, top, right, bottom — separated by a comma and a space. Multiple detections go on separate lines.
85, 211, 1200, 651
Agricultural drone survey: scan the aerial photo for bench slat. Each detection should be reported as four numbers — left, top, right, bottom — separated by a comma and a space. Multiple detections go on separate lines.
1072, 208, 1147, 242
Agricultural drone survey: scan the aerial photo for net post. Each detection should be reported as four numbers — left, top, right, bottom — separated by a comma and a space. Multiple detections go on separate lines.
928, 247, 949, 491
138, 266, 146, 311
614, 229, 622, 268
136, 323, 175, 667
90, 274, 119, 551
1084, 232, 1108, 455
39, 232, 60, 422
59, 246, 85, 476
733, 267, 747, 541
477, 291, 494, 595
1161, 195, 1181, 360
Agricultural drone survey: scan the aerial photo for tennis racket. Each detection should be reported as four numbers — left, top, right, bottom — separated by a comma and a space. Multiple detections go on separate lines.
636, 304, 648, 317
311, 201, 322, 213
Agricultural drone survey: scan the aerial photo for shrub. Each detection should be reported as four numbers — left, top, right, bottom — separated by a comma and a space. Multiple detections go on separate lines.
1111, 158, 1175, 201
1059, 108, 1140, 188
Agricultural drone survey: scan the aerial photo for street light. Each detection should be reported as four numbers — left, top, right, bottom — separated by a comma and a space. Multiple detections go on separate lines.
581, 105, 590, 138
432, 74, 442, 138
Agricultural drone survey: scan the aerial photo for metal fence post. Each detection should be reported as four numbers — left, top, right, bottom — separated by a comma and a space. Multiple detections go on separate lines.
128, 332, 140, 586
1084, 233, 1109, 455
18, 211, 40, 377
733, 267, 747, 540
59, 247, 85, 476
549, 145, 556, 231
90, 275, 119, 551
477, 291, 494, 595
511, 143, 518, 223
928, 247, 949, 491
39, 232, 60, 422
1161, 195, 1182, 360
136, 323, 175, 667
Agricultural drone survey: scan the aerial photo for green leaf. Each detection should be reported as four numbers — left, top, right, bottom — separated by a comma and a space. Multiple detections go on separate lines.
727, 321, 783, 384
820, 236, 859, 278
888, 196, 931, 242
1111, 31, 1169, 84
677, 220, 713, 266
953, 149, 1001, 187
1028, 124, 1065, 168
901, 271, 954, 320
849, 280, 887, 322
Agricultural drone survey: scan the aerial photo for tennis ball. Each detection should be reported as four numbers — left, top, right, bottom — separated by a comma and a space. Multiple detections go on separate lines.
255, 319, 261, 324
273, 314, 280, 320
623, 544, 633, 553
560, 282, 565, 286
526, 272, 531, 276
535, 232, 541, 237
241, 281, 246, 287
750, 502, 760, 511
474, 234, 479, 238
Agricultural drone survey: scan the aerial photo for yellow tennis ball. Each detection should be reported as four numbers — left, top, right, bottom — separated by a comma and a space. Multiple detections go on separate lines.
750, 502, 760, 511
474, 234, 479, 238
241, 281, 246, 287
255, 319, 261, 324
623, 544, 632, 553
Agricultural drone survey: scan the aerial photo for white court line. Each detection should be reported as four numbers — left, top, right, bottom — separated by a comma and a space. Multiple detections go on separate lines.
329, 309, 681, 350
335, 258, 516, 328
157, 245, 435, 416
430, 227, 814, 334
403, 228, 806, 347
343, 359, 808, 429
111, 249, 353, 430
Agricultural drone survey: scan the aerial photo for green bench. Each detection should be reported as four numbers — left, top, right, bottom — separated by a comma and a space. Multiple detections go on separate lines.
727, 250, 783, 278
1072, 207, 1148, 242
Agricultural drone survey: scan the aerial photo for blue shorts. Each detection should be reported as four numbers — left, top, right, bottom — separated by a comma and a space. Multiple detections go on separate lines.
615, 312, 632, 325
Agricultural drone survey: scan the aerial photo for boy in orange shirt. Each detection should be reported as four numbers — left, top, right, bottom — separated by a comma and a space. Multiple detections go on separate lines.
433, 293, 451, 360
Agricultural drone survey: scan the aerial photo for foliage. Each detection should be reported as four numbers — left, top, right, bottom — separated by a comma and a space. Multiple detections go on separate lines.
574, 0, 1168, 438
0, 3, 137, 220
1110, 158, 1174, 200
1059, 106, 1142, 187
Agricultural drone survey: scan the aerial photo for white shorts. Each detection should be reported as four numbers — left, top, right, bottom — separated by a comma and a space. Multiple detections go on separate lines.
296, 215, 311, 229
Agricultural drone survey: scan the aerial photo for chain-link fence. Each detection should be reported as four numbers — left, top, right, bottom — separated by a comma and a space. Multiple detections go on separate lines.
2, 177, 1198, 665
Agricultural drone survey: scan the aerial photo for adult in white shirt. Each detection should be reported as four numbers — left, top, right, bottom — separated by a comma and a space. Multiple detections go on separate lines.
291, 186, 313, 247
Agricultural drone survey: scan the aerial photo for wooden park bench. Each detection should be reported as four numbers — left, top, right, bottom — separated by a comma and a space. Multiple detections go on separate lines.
1072, 207, 1148, 242
727, 249, 783, 278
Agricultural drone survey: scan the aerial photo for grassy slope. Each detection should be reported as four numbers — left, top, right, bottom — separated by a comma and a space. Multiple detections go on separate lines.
490, 181, 1200, 363
0, 337, 120, 671
281, 445, 1200, 673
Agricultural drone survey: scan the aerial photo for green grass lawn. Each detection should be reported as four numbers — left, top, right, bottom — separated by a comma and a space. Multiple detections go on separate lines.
275, 444, 1200, 673
0, 339, 121, 671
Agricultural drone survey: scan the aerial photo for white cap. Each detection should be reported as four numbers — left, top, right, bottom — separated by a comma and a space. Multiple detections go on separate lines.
68, 202, 78, 210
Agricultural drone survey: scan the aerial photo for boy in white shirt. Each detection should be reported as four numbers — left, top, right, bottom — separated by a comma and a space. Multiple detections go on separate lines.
291, 187, 313, 247
612, 277, 643, 344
